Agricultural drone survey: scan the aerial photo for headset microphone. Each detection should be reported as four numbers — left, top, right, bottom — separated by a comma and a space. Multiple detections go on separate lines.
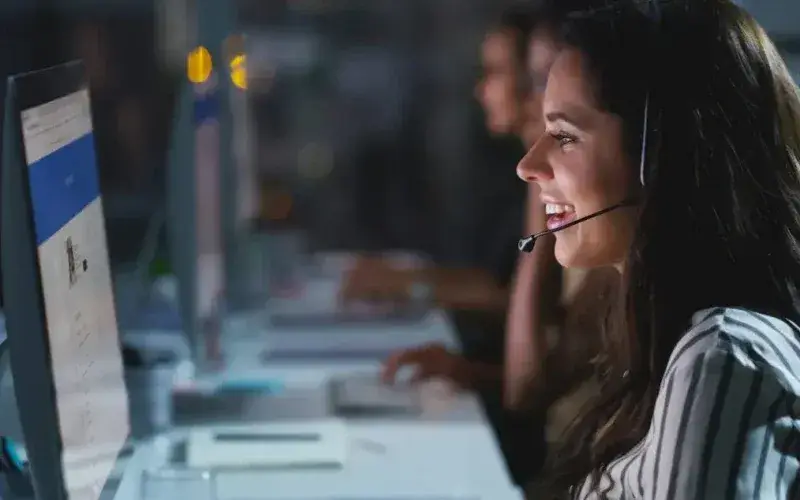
517, 198, 638, 253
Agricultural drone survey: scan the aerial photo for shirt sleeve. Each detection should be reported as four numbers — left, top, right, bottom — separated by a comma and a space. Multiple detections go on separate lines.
643, 340, 800, 500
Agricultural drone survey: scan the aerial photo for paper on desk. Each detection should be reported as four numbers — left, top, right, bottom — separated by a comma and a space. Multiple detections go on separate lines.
186, 419, 347, 469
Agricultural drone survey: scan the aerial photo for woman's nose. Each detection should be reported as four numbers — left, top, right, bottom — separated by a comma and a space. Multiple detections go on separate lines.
516, 134, 553, 183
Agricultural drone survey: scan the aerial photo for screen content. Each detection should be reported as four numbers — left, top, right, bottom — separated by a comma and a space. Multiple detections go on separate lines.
21, 89, 129, 500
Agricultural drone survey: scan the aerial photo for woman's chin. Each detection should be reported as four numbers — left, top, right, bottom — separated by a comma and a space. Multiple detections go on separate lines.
556, 239, 624, 270
554, 236, 596, 269
554, 239, 577, 268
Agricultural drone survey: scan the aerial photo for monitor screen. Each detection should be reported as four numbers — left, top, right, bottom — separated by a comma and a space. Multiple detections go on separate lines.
20, 86, 129, 499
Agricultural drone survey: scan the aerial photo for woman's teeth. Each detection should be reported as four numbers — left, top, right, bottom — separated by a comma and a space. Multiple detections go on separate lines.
545, 203, 575, 215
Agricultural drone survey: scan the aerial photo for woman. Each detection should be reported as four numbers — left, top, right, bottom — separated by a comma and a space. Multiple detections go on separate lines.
367, 2, 565, 391
377, 0, 612, 461
376, 4, 565, 488
340, 3, 554, 316
518, 0, 800, 497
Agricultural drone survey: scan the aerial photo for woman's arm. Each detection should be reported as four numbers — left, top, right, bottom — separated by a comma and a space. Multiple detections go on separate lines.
380, 342, 503, 390
341, 262, 510, 311
504, 184, 562, 410
422, 267, 510, 311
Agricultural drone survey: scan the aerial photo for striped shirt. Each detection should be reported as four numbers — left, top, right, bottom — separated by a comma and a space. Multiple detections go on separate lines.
576, 307, 800, 499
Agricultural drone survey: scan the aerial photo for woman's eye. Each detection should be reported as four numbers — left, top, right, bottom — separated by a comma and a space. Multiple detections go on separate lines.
551, 132, 577, 148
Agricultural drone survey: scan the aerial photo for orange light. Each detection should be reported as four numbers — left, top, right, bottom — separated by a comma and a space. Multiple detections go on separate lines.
230, 54, 247, 90
187, 46, 212, 84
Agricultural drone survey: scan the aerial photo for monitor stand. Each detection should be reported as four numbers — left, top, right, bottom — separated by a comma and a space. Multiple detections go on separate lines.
0, 340, 34, 499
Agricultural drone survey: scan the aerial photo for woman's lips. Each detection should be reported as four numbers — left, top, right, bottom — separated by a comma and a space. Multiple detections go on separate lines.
546, 211, 578, 231
544, 203, 577, 231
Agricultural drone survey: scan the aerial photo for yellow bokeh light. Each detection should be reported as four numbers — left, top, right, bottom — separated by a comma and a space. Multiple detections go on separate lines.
187, 46, 213, 84
230, 54, 247, 90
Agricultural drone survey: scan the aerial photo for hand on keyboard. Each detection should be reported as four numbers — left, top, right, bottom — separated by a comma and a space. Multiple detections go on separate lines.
334, 373, 420, 411
381, 343, 469, 387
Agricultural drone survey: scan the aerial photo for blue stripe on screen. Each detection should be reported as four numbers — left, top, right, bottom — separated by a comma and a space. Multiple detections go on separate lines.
27, 132, 100, 245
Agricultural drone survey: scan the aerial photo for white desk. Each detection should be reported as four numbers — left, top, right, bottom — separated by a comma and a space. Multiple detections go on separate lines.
111, 420, 521, 500
109, 265, 522, 500
114, 386, 522, 498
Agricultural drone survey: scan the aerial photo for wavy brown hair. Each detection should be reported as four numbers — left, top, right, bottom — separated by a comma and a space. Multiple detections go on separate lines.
529, 0, 800, 496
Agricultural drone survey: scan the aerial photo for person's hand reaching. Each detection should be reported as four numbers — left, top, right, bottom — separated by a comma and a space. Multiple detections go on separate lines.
339, 257, 414, 304
381, 343, 470, 388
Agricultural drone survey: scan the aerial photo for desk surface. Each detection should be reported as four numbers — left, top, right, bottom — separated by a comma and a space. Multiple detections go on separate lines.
0, 258, 522, 499
86, 260, 520, 499
111, 306, 522, 499
111, 421, 522, 500
114, 372, 522, 499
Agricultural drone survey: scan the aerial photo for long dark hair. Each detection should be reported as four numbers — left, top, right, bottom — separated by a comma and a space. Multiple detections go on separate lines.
535, 0, 800, 495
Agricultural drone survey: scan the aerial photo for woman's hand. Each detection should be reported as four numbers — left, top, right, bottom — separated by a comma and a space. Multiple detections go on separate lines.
381, 343, 470, 387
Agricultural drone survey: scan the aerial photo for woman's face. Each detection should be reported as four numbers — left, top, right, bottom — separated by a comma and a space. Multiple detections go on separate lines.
476, 30, 522, 135
517, 48, 638, 268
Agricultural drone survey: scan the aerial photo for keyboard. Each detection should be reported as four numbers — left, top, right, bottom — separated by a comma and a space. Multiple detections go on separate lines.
329, 373, 421, 417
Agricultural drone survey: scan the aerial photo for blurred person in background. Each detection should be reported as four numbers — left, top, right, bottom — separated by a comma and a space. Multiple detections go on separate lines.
339, 29, 520, 312
349, 0, 617, 485
370, 0, 611, 416
340, 2, 566, 485
342, 3, 555, 389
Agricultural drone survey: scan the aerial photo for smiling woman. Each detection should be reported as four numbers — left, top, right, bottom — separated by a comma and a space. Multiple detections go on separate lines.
517, 42, 640, 267
519, 0, 800, 498
517, 49, 638, 270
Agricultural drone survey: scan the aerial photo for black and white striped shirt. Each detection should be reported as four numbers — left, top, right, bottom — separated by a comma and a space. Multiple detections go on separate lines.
576, 307, 800, 499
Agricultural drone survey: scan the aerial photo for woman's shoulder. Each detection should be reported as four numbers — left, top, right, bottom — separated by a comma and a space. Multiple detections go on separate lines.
667, 306, 800, 393
639, 308, 800, 498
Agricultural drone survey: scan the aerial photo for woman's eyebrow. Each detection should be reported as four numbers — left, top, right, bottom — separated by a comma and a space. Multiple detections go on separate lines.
545, 105, 592, 129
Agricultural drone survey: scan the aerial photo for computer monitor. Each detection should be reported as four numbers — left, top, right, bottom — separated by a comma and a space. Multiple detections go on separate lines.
225, 33, 265, 309
1, 61, 130, 500
167, 76, 226, 372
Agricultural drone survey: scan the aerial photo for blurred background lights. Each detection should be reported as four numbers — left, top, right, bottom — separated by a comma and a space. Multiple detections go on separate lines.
230, 54, 247, 90
186, 46, 212, 84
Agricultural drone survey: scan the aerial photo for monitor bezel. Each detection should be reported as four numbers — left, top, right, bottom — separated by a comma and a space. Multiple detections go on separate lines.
2, 60, 131, 500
